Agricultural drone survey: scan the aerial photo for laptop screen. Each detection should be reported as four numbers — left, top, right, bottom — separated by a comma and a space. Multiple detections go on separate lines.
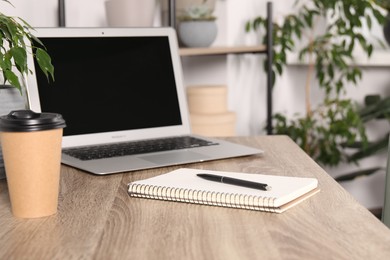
33, 35, 182, 137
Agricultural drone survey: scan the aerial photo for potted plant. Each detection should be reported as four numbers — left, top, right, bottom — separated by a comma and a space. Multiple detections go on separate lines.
0, 0, 54, 178
177, 1, 217, 47
246, 0, 386, 168
162, 0, 216, 27
0, 0, 54, 91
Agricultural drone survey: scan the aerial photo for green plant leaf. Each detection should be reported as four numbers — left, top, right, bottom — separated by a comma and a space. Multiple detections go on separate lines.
360, 97, 390, 121
35, 48, 54, 81
364, 95, 381, 106
10, 46, 27, 72
335, 167, 382, 182
245, 21, 251, 32
366, 14, 372, 29
372, 8, 386, 25
348, 134, 389, 162
4, 69, 21, 90
367, 44, 374, 57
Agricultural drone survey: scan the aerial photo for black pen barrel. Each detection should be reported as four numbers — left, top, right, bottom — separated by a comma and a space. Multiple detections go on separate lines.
222, 176, 267, 189
198, 174, 222, 182
198, 174, 269, 191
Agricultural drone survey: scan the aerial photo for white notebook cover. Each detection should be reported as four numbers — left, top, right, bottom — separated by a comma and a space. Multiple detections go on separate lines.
128, 168, 319, 213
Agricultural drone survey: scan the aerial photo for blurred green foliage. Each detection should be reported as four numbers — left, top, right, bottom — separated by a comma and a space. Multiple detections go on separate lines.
246, 0, 387, 167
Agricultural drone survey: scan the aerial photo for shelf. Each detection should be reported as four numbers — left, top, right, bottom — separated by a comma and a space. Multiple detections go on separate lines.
174, 2, 274, 134
287, 50, 390, 67
351, 51, 390, 67
179, 45, 267, 57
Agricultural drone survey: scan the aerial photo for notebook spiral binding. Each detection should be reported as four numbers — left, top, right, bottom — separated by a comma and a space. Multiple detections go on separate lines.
128, 184, 278, 213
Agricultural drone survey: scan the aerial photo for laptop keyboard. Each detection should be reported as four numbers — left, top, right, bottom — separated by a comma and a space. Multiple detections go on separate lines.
63, 136, 219, 161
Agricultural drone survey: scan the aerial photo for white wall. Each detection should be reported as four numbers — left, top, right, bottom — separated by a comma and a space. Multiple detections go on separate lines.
181, 0, 227, 88
4, 0, 390, 209
0, 0, 58, 26
0, 0, 108, 27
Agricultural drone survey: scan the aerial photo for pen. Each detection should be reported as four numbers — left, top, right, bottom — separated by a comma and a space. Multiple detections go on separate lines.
197, 173, 271, 191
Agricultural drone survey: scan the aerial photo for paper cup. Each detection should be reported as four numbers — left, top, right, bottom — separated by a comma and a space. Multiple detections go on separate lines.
0, 110, 66, 218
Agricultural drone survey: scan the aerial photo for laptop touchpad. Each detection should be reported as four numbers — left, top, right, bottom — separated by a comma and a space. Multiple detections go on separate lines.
139, 151, 209, 165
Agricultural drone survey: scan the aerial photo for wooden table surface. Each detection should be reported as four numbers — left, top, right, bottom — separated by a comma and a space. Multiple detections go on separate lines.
1, 136, 390, 259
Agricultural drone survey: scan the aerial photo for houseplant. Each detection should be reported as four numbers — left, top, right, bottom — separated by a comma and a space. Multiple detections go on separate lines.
246, 0, 386, 167
177, 1, 217, 47
0, 0, 54, 91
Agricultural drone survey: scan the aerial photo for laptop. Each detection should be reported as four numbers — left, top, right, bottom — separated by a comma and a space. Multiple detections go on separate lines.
26, 27, 263, 175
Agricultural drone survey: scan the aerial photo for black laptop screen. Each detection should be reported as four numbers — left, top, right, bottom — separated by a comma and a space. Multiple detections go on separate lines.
34, 36, 182, 136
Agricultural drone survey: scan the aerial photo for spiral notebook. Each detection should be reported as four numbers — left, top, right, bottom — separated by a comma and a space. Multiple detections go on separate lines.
127, 168, 319, 213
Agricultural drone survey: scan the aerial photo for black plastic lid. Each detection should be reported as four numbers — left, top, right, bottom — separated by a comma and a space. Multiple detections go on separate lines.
0, 110, 66, 132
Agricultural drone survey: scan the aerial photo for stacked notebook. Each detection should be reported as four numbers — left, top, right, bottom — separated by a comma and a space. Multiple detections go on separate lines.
127, 168, 319, 213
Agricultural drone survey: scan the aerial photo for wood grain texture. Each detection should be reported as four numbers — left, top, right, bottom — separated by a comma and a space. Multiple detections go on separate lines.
1, 136, 390, 260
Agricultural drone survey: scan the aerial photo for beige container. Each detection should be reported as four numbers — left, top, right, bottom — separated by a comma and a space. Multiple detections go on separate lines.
0, 110, 66, 218
187, 85, 228, 114
190, 112, 236, 137
105, 0, 156, 27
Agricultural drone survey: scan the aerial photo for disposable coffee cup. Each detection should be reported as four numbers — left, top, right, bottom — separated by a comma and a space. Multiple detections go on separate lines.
0, 110, 66, 218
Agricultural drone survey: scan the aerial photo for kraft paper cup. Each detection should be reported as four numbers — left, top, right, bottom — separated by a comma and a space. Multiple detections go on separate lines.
0, 110, 66, 218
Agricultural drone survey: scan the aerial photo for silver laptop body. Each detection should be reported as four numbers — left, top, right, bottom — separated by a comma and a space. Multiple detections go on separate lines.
26, 27, 263, 175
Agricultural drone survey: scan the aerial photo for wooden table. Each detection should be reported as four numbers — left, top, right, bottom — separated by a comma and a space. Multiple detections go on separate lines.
1, 136, 390, 259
